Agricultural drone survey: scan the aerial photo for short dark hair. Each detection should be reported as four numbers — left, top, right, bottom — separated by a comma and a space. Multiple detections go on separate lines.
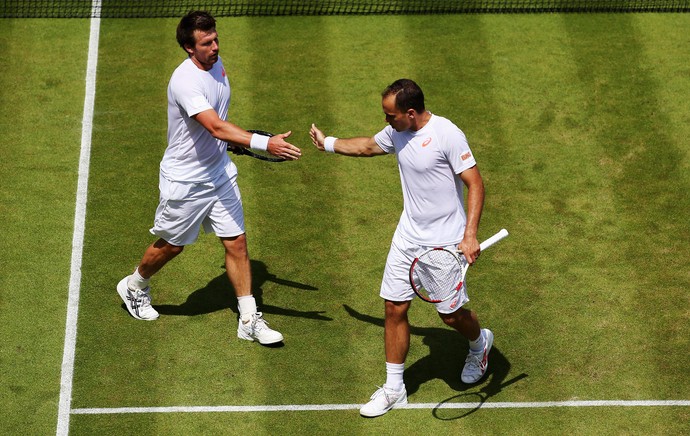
382, 79, 425, 113
176, 10, 216, 51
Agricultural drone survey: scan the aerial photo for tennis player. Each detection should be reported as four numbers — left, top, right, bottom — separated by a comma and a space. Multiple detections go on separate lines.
117, 11, 301, 345
310, 79, 492, 416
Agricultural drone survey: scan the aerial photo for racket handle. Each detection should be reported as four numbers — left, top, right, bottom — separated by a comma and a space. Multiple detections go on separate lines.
479, 228, 509, 251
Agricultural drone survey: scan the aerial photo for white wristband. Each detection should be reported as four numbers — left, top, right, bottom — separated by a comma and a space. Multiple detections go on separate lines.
324, 136, 337, 153
250, 133, 269, 151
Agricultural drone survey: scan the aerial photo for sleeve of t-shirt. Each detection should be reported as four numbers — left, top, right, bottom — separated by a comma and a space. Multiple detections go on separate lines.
170, 74, 213, 118
373, 125, 395, 154
445, 127, 477, 174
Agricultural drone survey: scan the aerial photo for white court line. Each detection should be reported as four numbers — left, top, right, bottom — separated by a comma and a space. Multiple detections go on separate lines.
56, 2, 102, 435
72, 400, 690, 415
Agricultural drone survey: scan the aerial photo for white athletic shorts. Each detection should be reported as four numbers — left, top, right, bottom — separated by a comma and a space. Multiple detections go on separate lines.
150, 172, 245, 246
380, 231, 469, 314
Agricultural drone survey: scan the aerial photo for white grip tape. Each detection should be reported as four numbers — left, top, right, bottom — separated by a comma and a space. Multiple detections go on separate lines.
479, 228, 509, 251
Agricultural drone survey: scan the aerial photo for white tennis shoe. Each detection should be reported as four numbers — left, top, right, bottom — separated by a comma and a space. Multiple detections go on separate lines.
462, 328, 493, 383
116, 276, 159, 321
360, 385, 408, 417
237, 312, 284, 344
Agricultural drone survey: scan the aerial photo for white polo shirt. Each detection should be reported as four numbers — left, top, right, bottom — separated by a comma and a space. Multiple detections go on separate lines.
162, 56, 235, 183
374, 114, 477, 246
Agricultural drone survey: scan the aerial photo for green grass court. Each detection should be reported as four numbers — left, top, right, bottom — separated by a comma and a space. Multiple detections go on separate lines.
1, 10, 689, 435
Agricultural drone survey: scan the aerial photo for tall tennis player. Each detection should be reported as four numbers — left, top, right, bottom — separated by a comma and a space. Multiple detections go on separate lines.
116, 11, 300, 345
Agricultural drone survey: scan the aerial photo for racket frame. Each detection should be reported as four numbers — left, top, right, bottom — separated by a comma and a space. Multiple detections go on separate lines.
409, 228, 509, 303
410, 248, 470, 303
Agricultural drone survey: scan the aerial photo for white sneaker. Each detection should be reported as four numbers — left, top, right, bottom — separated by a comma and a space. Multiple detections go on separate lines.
117, 276, 159, 321
237, 312, 284, 344
359, 385, 407, 417
461, 328, 493, 383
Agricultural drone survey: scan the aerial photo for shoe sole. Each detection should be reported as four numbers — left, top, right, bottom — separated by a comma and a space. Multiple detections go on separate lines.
237, 331, 284, 345
483, 329, 494, 379
484, 329, 494, 355
117, 277, 158, 321
360, 393, 408, 418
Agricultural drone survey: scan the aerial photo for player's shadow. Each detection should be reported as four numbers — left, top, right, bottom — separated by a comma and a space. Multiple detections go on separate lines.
153, 259, 331, 321
343, 304, 525, 405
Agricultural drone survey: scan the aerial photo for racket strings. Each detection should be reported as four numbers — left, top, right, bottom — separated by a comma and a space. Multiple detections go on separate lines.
414, 250, 465, 301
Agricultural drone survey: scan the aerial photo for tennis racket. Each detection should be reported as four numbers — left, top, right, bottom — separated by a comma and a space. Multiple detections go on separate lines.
409, 228, 509, 303
226, 129, 286, 162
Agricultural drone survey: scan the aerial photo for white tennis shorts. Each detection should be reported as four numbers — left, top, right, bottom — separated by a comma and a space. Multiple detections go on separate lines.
380, 231, 469, 314
150, 172, 245, 246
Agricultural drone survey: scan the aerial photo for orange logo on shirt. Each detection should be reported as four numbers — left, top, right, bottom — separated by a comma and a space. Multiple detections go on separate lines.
422, 137, 432, 147
461, 152, 472, 161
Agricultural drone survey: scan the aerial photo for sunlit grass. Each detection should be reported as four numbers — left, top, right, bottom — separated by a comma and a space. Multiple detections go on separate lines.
1, 11, 688, 435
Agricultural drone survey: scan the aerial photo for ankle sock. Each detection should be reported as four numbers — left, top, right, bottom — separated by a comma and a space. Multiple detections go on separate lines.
384, 362, 405, 391
128, 267, 150, 290
469, 330, 486, 353
237, 295, 257, 322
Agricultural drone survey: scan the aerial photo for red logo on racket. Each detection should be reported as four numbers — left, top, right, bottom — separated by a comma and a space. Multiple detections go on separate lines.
422, 137, 432, 147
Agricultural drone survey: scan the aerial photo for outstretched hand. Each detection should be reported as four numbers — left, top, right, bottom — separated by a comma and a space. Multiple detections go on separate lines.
310, 124, 327, 151
267, 131, 301, 160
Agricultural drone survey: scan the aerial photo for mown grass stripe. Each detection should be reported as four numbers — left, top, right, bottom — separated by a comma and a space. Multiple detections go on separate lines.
562, 13, 690, 398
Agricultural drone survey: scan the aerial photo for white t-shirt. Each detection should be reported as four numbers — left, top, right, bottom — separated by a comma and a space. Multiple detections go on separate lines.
162, 56, 235, 183
374, 114, 477, 246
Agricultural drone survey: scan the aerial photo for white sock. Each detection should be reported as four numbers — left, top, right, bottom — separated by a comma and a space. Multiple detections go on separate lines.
469, 330, 486, 353
237, 295, 257, 323
384, 362, 405, 391
127, 267, 149, 291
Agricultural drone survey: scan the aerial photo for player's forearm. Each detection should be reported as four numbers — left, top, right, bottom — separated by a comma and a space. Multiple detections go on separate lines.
464, 179, 485, 240
330, 137, 383, 157
194, 110, 253, 146
210, 122, 252, 147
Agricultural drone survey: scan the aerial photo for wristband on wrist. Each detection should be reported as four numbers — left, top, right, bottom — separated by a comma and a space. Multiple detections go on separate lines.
324, 136, 337, 153
250, 133, 269, 151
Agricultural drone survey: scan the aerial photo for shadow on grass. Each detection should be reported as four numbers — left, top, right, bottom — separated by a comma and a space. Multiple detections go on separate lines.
151, 259, 331, 321
343, 304, 528, 419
